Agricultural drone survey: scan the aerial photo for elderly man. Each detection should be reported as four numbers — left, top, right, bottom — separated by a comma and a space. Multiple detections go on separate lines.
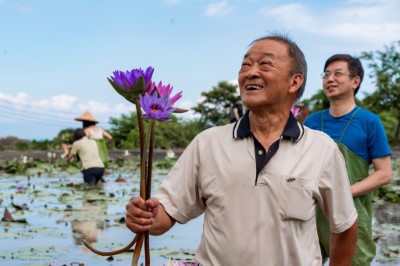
126, 33, 358, 266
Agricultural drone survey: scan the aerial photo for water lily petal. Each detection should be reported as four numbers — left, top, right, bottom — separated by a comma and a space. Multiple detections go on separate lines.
139, 94, 176, 121
110, 67, 154, 92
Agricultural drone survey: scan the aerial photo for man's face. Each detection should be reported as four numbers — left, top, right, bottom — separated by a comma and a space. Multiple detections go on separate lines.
238, 39, 296, 110
322, 61, 359, 100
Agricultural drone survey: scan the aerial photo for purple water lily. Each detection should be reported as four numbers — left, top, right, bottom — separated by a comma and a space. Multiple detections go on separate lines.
16, 184, 25, 191
147, 81, 182, 106
110, 66, 154, 91
139, 93, 176, 121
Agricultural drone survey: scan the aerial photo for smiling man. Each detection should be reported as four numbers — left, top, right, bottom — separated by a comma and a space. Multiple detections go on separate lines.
305, 54, 392, 265
125, 34, 358, 266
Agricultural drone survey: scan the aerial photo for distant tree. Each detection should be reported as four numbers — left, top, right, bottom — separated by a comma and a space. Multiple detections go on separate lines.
360, 40, 400, 145
302, 89, 330, 113
192, 81, 239, 128
154, 116, 194, 149
51, 128, 74, 148
108, 112, 140, 149
0, 136, 31, 151
303, 89, 362, 114
30, 139, 52, 150
108, 112, 202, 149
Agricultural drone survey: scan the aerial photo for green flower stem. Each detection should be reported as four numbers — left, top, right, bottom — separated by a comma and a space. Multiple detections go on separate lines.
135, 100, 146, 199
146, 120, 155, 200
145, 120, 155, 266
135, 99, 145, 166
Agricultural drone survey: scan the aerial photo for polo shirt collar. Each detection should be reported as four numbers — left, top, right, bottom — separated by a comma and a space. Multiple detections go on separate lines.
233, 110, 304, 142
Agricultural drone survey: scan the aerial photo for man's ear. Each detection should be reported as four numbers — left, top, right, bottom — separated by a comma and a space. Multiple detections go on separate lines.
288, 73, 304, 94
352, 76, 361, 90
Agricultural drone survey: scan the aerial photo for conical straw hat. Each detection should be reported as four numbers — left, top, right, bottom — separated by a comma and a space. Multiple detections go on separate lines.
74, 111, 99, 123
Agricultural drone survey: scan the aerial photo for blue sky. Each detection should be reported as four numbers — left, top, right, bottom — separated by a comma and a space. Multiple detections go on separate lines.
1, 0, 399, 140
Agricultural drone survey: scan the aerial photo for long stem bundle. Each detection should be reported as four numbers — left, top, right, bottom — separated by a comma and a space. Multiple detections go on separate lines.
83, 103, 154, 266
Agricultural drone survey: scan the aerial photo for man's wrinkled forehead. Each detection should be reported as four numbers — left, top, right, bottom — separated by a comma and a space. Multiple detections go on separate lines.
243, 51, 275, 60
243, 39, 288, 60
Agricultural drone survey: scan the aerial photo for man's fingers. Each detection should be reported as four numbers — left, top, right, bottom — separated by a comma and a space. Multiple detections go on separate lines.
126, 220, 152, 233
125, 196, 157, 233
145, 198, 159, 209
126, 202, 154, 219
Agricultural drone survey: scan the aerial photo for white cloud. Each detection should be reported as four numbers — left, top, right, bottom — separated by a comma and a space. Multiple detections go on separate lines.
0, 92, 131, 126
228, 79, 238, 86
260, 0, 400, 46
205, 1, 233, 17
261, 3, 314, 29
0, 91, 202, 139
76, 100, 131, 121
346, 0, 392, 5
34, 94, 77, 111
0, 92, 201, 129
0, 92, 30, 109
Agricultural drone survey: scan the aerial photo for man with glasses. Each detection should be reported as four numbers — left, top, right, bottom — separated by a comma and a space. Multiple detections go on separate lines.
305, 54, 392, 265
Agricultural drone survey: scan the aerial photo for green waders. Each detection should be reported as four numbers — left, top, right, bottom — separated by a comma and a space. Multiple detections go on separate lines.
317, 108, 375, 266
94, 138, 110, 167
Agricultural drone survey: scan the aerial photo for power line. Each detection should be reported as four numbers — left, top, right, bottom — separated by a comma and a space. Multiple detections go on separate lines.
0, 98, 115, 122
0, 100, 124, 129
1, 110, 75, 128
0, 105, 75, 125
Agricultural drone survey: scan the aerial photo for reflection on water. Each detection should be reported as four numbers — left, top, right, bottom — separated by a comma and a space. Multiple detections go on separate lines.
70, 202, 106, 245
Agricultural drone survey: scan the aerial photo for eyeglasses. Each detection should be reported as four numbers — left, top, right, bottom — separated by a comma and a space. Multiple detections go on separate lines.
320, 71, 354, 80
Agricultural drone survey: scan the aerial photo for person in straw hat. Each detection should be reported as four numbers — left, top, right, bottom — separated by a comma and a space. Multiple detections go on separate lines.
74, 111, 113, 167
62, 128, 105, 185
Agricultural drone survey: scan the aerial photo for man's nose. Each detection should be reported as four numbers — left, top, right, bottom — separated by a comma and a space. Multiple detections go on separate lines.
245, 65, 260, 79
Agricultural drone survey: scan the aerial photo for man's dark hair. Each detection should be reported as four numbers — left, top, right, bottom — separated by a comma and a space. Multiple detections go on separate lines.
324, 54, 364, 95
72, 128, 86, 142
250, 33, 307, 99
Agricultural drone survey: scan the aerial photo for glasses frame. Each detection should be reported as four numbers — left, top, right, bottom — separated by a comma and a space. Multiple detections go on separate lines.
320, 71, 355, 80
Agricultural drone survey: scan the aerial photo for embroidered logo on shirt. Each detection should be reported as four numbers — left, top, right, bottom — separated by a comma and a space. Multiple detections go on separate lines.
286, 177, 296, 183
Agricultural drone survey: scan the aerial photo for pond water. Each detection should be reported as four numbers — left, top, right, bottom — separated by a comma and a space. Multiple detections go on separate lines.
0, 171, 399, 265
0, 171, 202, 266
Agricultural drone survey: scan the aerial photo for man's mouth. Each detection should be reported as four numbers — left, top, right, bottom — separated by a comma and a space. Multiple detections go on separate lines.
246, 85, 263, 91
326, 85, 337, 91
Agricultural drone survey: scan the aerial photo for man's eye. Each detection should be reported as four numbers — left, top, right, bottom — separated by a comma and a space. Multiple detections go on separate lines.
259, 61, 272, 70
334, 72, 344, 77
240, 62, 251, 71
